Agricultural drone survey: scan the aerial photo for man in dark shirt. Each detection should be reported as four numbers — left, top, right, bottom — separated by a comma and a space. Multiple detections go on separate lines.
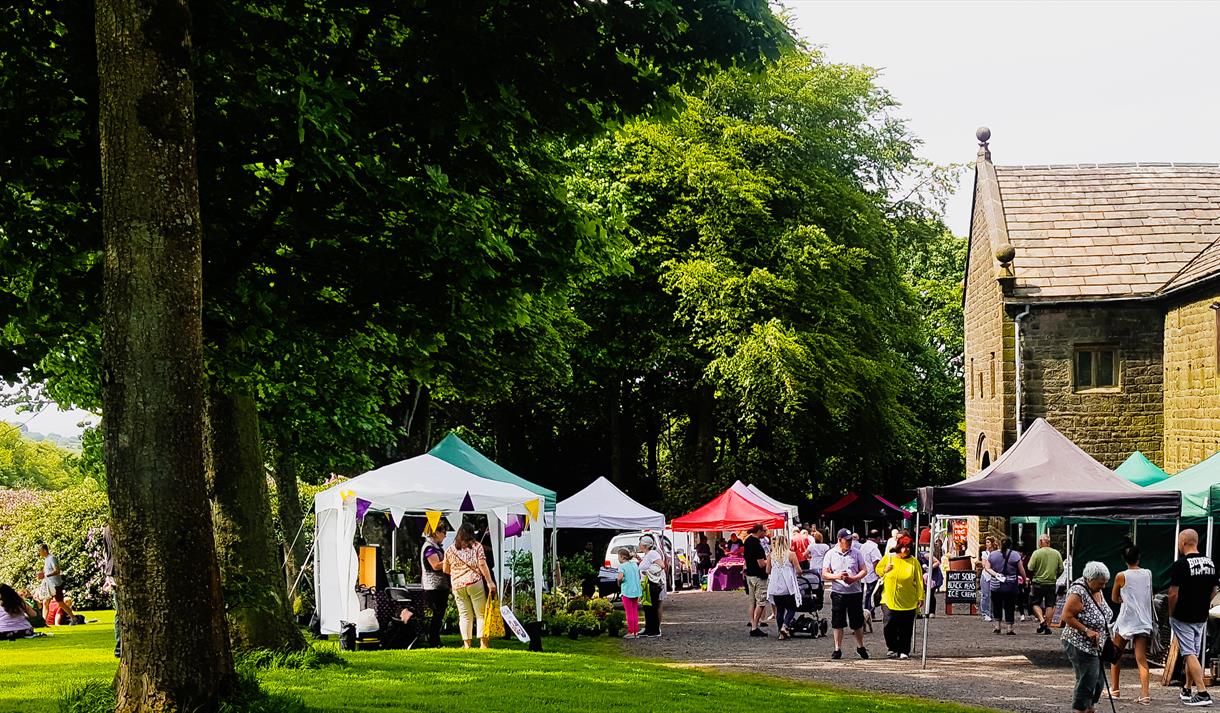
743, 524, 769, 637
1169, 529, 1219, 707
695, 535, 712, 578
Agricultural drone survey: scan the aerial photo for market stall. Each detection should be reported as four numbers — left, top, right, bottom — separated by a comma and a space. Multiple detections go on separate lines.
313, 453, 546, 635
915, 418, 1182, 667
671, 486, 785, 591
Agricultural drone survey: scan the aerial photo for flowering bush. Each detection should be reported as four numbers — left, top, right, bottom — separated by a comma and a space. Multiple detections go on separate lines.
0, 481, 110, 609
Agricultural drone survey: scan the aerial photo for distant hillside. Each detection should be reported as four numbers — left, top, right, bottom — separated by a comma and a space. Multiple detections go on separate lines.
17, 425, 83, 453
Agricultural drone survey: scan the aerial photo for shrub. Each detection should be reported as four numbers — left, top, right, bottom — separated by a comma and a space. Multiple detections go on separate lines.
558, 554, 595, 589
0, 481, 110, 608
605, 611, 626, 637
564, 596, 590, 614
545, 611, 571, 636
587, 598, 614, 618
571, 610, 602, 636
542, 591, 568, 616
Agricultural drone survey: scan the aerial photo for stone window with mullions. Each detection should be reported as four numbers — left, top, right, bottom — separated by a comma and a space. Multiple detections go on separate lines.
1073, 346, 1119, 392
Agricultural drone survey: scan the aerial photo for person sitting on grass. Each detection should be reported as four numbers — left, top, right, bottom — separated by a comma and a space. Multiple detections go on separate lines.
0, 584, 37, 640
16, 589, 46, 629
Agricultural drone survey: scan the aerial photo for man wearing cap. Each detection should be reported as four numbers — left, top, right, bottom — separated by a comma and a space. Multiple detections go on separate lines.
823, 528, 870, 659
744, 523, 770, 637
859, 530, 884, 630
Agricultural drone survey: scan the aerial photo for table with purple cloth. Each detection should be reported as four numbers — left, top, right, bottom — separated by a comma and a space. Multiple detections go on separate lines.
709, 555, 745, 591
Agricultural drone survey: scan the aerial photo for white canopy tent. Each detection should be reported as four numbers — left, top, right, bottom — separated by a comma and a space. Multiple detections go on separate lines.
314, 453, 545, 635
545, 476, 666, 530
543, 476, 677, 589
728, 481, 794, 525
745, 483, 801, 524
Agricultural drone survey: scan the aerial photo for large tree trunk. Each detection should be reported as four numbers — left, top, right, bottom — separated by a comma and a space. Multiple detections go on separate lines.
271, 443, 307, 596
208, 390, 306, 652
96, 0, 236, 708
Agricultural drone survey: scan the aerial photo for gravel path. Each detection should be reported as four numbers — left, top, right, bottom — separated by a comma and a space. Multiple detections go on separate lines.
623, 590, 1189, 712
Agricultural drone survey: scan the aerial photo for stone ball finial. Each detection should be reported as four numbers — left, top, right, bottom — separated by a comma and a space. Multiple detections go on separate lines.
995, 242, 1016, 264
976, 126, 991, 144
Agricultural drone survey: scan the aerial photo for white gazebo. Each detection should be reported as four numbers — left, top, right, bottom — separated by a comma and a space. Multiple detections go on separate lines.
546, 476, 665, 530
729, 480, 797, 525
314, 453, 545, 634
745, 483, 801, 524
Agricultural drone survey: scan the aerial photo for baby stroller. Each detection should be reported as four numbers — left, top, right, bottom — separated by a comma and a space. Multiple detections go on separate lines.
788, 570, 829, 639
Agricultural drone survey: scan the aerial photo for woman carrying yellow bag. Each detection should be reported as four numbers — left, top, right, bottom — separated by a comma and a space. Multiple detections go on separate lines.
483, 594, 506, 639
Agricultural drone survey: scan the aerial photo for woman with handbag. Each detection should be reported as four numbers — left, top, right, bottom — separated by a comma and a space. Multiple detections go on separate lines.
876, 534, 923, 659
442, 524, 497, 649
1061, 561, 1113, 713
984, 537, 1027, 635
637, 536, 666, 637
1109, 545, 1154, 704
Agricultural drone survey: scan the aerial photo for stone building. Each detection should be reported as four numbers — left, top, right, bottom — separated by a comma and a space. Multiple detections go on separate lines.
964, 128, 1220, 477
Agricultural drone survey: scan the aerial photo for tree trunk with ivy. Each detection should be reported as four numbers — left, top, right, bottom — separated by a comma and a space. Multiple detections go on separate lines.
96, 0, 236, 707
208, 390, 306, 652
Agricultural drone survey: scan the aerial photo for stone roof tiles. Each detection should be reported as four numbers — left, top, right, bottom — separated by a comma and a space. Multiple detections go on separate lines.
992, 163, 1220, 300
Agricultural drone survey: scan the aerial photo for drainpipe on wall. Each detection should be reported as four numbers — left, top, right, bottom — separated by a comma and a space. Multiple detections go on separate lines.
1014, 304, 1032, 438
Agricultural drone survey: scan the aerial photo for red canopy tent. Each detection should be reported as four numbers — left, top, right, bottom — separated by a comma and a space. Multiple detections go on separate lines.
671, 487, 786, 532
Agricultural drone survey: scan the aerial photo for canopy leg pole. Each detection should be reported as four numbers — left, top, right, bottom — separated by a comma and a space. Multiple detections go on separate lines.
390, 526, 397, 573
1175, 518, 1181, 562
920, 515, 936, 670
551, 527, 559, 591
1131, 520, 1137, 546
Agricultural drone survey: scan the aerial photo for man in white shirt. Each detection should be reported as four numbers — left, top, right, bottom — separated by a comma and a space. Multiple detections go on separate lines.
37, 543, 75, 623
859, 530, 884, 629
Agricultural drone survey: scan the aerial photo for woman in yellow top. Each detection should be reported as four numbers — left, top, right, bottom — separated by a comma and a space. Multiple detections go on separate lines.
876, 534, 924, 660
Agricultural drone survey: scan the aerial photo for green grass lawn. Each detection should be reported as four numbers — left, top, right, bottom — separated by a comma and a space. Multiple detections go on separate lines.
0, 612, 989, 713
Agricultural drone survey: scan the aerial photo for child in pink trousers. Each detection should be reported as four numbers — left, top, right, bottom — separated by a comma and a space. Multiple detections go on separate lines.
615, 548, 642, 637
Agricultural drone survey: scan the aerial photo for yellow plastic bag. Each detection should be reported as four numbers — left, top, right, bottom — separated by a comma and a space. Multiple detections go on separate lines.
484, 594, 506, 638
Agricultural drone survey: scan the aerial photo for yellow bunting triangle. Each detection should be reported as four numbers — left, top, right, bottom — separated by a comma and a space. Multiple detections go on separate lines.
425, 511, 442, 533
524, 499, 541, 523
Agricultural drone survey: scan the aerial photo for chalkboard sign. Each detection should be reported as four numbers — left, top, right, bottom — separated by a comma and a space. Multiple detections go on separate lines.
945, 570, 977, 604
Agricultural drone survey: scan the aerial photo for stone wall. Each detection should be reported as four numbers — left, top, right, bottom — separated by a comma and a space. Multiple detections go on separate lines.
1164, 286, 1220, 473
963, 181, 1011, 477
1020, 304, 1164, 468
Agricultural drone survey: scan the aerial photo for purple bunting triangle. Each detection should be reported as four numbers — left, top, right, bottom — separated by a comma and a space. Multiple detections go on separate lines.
504, 514, 525, 538
355, 498, 371, 521
459, 492, 474, 512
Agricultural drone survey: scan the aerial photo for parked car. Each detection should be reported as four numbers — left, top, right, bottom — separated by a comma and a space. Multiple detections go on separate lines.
597, 531, 693, 596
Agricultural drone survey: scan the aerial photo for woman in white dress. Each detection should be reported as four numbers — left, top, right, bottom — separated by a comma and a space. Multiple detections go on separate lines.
1110, 544, 1154, 704
765, 532, 802, 640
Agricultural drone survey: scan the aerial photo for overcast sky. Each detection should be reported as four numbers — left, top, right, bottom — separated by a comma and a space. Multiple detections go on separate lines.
787, 0, 1220, 233
8, 1, 1220, 437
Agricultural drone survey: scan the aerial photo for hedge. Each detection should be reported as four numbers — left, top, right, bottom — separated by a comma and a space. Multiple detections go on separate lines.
0, 481, 110, 609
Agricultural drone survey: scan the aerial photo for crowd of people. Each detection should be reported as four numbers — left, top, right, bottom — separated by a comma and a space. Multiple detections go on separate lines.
1061, 530, 1217, 710
728, 524, 935, 659
653, 521, 1218, 711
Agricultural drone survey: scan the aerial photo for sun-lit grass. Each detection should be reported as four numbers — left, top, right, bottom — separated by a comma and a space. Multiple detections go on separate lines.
0, 611, 992, 713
